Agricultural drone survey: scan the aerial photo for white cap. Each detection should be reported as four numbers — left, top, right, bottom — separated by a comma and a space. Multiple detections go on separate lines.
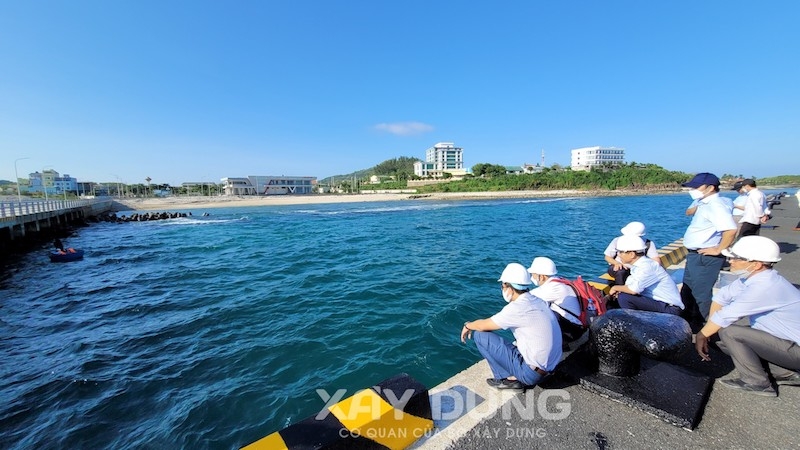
527, 257, 557, 276
620, 221, 646, 236
498, 263, 533, 288
722, 236, 782, 263
616, 235, 647, 252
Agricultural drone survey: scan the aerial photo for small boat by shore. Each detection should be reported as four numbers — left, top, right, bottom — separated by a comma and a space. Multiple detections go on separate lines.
49, 249, 84, 262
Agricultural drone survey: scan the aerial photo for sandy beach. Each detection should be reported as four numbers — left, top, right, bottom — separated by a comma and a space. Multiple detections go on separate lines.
110, 188, 682, 212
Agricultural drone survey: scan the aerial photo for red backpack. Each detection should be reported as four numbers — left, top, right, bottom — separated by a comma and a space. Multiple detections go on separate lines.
551, 276, 608, 328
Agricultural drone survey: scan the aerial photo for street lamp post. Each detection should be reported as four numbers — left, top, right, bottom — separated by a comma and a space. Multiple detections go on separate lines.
14, 157, 31, 203
111, 174, 122, 199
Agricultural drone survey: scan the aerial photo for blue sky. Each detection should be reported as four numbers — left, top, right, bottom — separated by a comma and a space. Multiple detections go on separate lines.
1, 1, 798, 186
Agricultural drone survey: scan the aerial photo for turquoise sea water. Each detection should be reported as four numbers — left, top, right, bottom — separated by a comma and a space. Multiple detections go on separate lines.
1, 193, 734, 449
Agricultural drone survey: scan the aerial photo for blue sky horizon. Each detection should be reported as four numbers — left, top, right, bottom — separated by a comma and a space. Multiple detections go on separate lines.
2, 1, 798, 186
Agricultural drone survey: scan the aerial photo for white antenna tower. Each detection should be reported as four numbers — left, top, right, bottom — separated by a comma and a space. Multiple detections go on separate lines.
541, 149, 545, 167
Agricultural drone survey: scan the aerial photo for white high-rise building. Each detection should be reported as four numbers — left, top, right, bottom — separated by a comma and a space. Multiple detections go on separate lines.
570, 146, 625, 171
413, 142, 464, 177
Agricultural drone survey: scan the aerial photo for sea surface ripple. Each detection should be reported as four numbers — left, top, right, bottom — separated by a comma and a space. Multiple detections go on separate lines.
1, 194, 711, 449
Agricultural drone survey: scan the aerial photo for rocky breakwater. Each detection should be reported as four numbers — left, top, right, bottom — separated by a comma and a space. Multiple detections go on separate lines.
96, 211, 191, 223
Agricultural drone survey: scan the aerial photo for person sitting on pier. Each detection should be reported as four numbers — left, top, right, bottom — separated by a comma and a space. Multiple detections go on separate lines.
461, 263, 562, 390
695, 236, 800, 397
608, 236, 684, 316
603, 221, 660, 285
526, 257, 584, 343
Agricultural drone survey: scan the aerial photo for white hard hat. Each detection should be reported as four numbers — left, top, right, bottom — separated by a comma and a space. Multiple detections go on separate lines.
527, 257, 557, 276
498, 263, 533, 288
620, 221, 646, 236
722, 236, 782, 263
616, 235, 647, 252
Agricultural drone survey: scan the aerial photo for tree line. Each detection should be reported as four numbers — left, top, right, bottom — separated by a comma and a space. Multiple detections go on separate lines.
416, 164, 691, 193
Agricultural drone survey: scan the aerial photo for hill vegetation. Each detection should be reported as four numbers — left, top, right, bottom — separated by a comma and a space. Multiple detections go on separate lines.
416, 164, 691, 193
322, 157, 797, 192
755, 175, 800, 186
319, 156, 419, 185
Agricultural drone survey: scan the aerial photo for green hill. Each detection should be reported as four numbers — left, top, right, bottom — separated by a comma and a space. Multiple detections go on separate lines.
756, 175, 800, 186
417, 164, 692, 193
319, 156, 419, 185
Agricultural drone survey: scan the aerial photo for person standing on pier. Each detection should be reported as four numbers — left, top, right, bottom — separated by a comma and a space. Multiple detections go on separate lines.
680, 172, 737, 331
737, 179, 767, 237
461, 263, 562, 390
695, 236, 800, 397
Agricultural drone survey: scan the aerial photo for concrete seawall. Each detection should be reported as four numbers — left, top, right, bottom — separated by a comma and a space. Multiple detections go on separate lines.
0, 198, 113, 256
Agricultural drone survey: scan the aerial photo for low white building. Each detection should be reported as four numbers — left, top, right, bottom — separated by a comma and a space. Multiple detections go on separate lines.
570, 146, 625, 171
221, 176, 317, 196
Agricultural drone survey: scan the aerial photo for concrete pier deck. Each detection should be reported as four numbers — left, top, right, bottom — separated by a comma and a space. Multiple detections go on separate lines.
0, 198, 113, 254
416, 193, 800, 449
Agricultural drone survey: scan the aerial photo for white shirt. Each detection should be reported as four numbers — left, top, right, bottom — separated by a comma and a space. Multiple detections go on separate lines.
739, 187, 767, 225
530, 277, 582, 326
625, 257, 684, 309
604, 237, 659, 262
491, 292, 563, 371
683, 193, 737, 250
732, 194, 747, 217
710, 269, 800, 345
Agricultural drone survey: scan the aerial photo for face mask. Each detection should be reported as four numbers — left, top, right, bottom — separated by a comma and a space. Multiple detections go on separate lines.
731, 263, 756, 279
689, 189, 705, 200
502, 286, 513, 303
531, 276, 540, 287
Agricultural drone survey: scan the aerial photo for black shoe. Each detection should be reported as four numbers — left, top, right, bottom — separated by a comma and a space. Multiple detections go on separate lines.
775, 372, 800, 386
719, 378, 776, 397
498, 379, 527, 390
486, 378, 505, 387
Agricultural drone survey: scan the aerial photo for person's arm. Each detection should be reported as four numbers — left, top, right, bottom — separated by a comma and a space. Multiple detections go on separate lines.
686, 200, 699, 216
609, 284, 637, 296
604, 255, 622, 270
695, 320, 723, 361
461, 318, 500, 343
603, 240, 622, 269
708, 301, 723, 318
698, 229, 736, 256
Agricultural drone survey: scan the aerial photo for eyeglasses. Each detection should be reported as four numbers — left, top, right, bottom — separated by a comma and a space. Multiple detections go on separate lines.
725, 250, 751, 262
726, 256, 750, 262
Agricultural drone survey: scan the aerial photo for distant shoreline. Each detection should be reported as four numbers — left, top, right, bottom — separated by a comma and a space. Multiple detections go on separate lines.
110, 188, 686, 212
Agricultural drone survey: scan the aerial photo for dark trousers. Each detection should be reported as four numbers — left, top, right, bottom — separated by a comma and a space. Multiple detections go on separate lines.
607, 265, 630, 286
617, 292, 682, 315
680, 252, 726, 327
717, 325, 800, 387
555, 313, 586, 342
739, 222, 761, 237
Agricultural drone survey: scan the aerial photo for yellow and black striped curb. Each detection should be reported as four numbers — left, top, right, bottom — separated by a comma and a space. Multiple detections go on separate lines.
242, 373, 434, 450
658, 238, 688, 268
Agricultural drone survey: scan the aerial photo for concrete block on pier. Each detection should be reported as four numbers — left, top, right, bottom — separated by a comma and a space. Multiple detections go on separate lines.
242, 373, 433, 450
